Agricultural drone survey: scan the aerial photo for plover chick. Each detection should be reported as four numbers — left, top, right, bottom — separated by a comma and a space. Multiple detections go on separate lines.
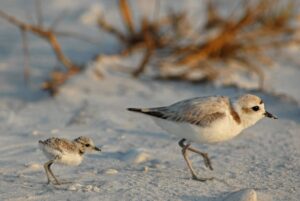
128, 94, 277, 181
39, 136, 101, 185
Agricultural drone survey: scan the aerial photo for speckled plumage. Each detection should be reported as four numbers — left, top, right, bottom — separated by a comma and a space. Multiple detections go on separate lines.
39, 137, 82, 155
39, 136, 101, 185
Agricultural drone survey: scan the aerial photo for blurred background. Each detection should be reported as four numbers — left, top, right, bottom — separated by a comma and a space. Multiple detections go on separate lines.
0, 1, 300, 200
0, 0, 300, 98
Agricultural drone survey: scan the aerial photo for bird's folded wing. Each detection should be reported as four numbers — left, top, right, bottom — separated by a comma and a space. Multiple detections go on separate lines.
45, 138, 78, 153
146, 96, 229, 127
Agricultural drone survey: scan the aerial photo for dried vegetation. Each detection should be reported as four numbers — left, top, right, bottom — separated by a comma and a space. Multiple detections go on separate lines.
98, 0, 299, 89
0, 2, 94, 95
0, 0, 299, 94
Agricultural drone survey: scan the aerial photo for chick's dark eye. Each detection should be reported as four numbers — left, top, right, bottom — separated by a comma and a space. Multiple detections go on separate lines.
252, 106, 260, 111
85, 144, 90, 147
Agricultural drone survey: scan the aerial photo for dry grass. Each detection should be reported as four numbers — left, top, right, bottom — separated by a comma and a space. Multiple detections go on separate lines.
1, 0, 299, 95
98, 0, 300, 89
97, 0, 191, 77
0, 2, 98, 95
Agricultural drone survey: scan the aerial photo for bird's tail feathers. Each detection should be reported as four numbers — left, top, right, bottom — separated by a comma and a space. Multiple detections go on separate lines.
127, 107, 150, 113
127, 107, 167, 119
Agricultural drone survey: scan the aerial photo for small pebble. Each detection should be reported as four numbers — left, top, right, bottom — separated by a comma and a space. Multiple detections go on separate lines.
123, 149, 151, 164
51, 129, 59, 134
223, 189, 257, 201
93, 186, 101, 192
83, 185, 93, 192
25, 163, 42, 170
133, 152, 151, 164
32, 130, 40, 136
68, 183, 82, 191
143, 166, 149, 173
104, 168, 118, 175
68, 185, 77, 191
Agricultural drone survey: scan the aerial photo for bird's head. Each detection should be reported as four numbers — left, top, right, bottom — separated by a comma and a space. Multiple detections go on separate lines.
234, 94, 277, 128
74, 136, 101, 154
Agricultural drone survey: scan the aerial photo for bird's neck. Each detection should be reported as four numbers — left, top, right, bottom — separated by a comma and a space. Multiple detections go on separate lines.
233, 104, 258, 129
79, 148, 85, 155
229, 101, 241, 125
74, 141, 85, 155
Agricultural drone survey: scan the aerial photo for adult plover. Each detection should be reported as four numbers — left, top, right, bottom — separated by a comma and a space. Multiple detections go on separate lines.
127, 94, 277, 181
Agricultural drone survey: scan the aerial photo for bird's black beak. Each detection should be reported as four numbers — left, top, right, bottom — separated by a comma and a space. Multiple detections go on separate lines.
264, 111, 278, 119
94, 146, 101, 151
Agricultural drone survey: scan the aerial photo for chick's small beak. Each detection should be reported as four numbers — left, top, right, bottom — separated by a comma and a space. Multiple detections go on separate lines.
264, 111, 278, 119
94, 146, 101, 151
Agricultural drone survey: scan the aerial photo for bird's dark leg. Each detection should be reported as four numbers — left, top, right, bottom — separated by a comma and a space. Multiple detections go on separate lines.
43, 161, 52, 184
178, 139, 213, 181
180, 140, 200, 180
187, 146, 213, 170
44, 157, 61, 185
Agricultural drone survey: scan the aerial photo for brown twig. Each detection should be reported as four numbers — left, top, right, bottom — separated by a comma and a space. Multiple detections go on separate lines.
0, 10, 74, 70
0, 9, 90, 95
119, 0, 135, 35
96, 0, 299, 88
133, 49, 153, 77
177, 1, 268, 66
42, 67, 81, 95
97, 17, 127, 42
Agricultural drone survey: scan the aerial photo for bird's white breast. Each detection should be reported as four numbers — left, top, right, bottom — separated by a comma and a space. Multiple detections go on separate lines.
152, 114, 243, 144
59, 153, 83, 166
39, 144, 83, 166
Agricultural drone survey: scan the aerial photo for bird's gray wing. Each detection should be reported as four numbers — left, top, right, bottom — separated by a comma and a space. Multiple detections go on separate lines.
42, 138, 78, 153
128, 96, 229, 127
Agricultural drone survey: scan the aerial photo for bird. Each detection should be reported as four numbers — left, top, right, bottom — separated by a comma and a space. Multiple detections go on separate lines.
39, 136, 101, 185
127, 94, 277, 181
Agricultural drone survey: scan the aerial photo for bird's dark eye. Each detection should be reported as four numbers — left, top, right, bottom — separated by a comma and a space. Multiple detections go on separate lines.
252, 106, 260, 111
85, 144, 90, 147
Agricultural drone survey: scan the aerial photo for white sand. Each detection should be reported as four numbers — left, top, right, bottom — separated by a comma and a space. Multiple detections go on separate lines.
0, 1, 299, 200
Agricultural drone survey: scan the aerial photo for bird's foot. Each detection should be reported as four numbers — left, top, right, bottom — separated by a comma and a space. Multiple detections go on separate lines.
202, 153, 213, 170
192, 175, 214, 182
45, 180, 61, 185
50, 180, 61, 185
